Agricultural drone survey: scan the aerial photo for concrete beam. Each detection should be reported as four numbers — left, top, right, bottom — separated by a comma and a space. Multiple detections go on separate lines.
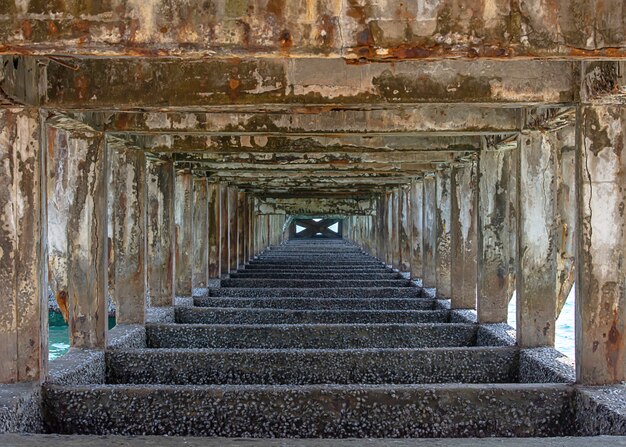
435, 166, 452, 298
192, 176, 209, 289
5, 57, 579, 108
47, 116, 108, 349
146, 156, 175, 307
516, 130, 558, 347
109, 137, 147, 325
576, 104, 626, 385
255, 197, 375, 216
451, 161, 478, 310
174, 169, 193, 297
1, 2, 624, 58
0, 108, 46, 383
477, 143, 516, 324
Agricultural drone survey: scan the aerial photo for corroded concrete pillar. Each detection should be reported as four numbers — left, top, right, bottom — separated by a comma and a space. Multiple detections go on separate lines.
385, 190, 395, 266
238, 192, 246, 268
517, 131, 558, 347
220, 183, 230, 277
451, 162, 478, 309
435, 166, 452, 298
174, 169, 193, 296
399, 186, 412, 273
208, 181, 221, 279
248, 196, 255, 258
49, 117, 108, 348
0, 108, 46, 383
110, 141, 147, 324
422, 174, 437, 288
376, 195, 385, 261
410, 178, 424, 281
228, 187, 239, 272
192, 176, 209, 289
577, 105, 626, 384
146, 157, 175, 307
477, 146, 515, 324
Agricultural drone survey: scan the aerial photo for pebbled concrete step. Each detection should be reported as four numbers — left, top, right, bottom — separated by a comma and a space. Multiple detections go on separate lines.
241, 265, 393, 271
43, 383, 575, 437
106, 346, 519, 385
220, 278, 411, 288
208, 287, 422, 298
175, 307, 450, 325
229, 272, 401, 279
146, 323, 477, 349
193, 297, 437, 310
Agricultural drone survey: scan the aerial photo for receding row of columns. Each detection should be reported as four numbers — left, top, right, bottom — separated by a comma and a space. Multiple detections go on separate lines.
0, 110, 287, 384
345, 106, 626, 385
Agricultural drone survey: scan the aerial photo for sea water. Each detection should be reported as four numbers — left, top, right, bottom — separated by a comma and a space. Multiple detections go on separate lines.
48, 313, 116, 361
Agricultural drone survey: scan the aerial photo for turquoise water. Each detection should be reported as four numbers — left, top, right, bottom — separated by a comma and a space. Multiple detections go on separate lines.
48, 313, 116, 361
508, 287, 576, 360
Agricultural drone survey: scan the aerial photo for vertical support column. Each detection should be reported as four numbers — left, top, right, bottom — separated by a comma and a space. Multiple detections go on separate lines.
238, 191, 246, 268
146, 157, 175, 307
248, 197, 255, 258
451, 161, 478, 309
422, 174, 437, 288
376, 195, 385, 261
192, 176, 209, 289
0, 108, 46, 382
477, 145, 515, 323
228, 187, 239, 272
220, 183, 230, 277
517, 131, 558, 347
208, 181, 221, 279
577, 104, 626, 384
110, 142, 146, 324
385, 191, 394, 266
410, 178, 424, 281
52, 118, 108, 348
435, 166, 452, 298
174, 169, 193, 297
399, 186, 412, 273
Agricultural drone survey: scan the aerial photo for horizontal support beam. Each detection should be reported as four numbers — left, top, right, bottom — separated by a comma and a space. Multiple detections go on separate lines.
255, 198, 375, 216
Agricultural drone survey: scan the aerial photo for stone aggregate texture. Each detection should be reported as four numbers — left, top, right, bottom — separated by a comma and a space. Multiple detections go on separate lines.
44, 239, 582, 438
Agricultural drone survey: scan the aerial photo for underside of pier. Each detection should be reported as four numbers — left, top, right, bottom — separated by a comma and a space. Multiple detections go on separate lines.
2, 0, 626, 443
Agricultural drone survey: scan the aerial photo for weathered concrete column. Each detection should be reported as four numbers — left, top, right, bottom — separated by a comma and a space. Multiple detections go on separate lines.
0, 108, 46, 383
146, 157, 175, 307
376, 195, 385, 261
192, 176, 209, 289
248, 196, 255, 258
477, 145, 515, 324
219, 183, 230, 277
577, 104, 626, 384
207, 181, 221, 279
399, 186, 412, 273
174, 169, 193, 296
451, 162, 478, 309
49, 116, 108, 348
410, 178, 424, 281
385, 190, 395, 266
517, 131, 558, 347
110, 139, 147, 324
238, 191, 246, 269
422, 174, 437, 288
228, 187, 239, 272
435, 166, 452, 298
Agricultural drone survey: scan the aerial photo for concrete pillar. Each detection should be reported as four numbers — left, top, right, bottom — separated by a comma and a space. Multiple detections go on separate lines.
422, 174, 437, 288
517, 131, 558, 347
0, 108, 46, 383
228, 187, 238, 272
477, 146, 515, 324
410, 178, 424, 281
192, 176, 209, 289
385, 190, 395, 266
451, 162, 478, 309
146, 157, 175, 307
248, 196, 255, 258
399, 186, 412, 273
207, 181, 221, 279
376, 195, 385, 261
110, 142, 146, 324
238, 192, 246, 269
220, 183, 230, 277
174, 169, 193, 297
50, 117, 108, 348
435, 166, 452, 298
576, 104, 626, 384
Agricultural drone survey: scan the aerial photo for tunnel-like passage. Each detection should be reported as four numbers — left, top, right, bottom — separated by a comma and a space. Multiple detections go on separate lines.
2, 1, 626, 441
